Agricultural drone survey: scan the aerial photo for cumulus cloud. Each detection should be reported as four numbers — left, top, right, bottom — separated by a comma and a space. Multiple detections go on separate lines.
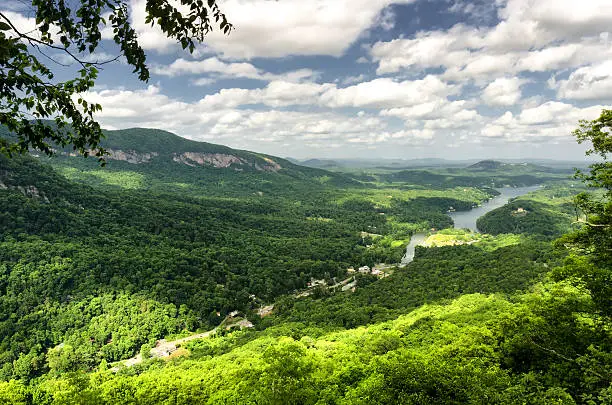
480, 102, 612, 141
370, 25, 477, 75
556, 61, 612, 100
125, 0, 416, 58
199, 81, 335, 108
370, 0, 612, 81
8, 0, 611, 158
320, 76, 459, 109
481, 77, 525, 106
340, 74, 368, 85
381, 99, 481, 131
152, 57, 316, 83
194, 76, 460, 111
81, 85, 438, 155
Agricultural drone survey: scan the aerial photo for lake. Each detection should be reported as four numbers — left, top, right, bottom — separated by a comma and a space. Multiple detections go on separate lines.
449, 185, 541, 231
401, 185, 541, 265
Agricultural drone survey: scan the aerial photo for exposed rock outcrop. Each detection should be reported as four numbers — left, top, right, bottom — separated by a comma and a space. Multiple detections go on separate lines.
173, 152, 247, 168
105, 149, 158, 164
65, 149, 158, 163
172, 152, 282, 172
61, 147, 283, 172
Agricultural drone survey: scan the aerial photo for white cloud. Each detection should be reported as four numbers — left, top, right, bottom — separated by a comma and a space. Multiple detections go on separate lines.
1, 11, 37, 35
370, 0, 612, 81
11, 0, 610, 159
480, 102, 612, 141
154, 57, 260, 78
320, 76, 458, 109
514, 44, 580, 72
195, 75, 459, 111
152, 57, 317, 83
1, 10, 66, 44
191, 78, 216, 87
199, 81, 335, 108
556, 61, 612, 100
80, 81, 480, 158
381, 99, 480, 130
126, 0, 416, 58
518, 0, 612, 39
371, 25, 478, 75
518, 101, 572, 125
481, 77, 525, 106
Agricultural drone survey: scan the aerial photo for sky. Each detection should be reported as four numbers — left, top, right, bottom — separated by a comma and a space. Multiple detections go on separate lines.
4, 0, 612, 160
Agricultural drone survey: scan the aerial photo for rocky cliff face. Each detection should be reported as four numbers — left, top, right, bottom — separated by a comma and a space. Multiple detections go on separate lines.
173, 152, 282, 172
106, 150, 159, 164
65, 149, 158, 164
173, 152, 247, 168
64, 147, 283, 172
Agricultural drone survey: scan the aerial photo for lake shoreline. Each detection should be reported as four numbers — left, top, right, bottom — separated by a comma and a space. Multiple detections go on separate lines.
401, 185, 541, 264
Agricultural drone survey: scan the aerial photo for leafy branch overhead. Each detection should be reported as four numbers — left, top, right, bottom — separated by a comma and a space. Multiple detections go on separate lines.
0, 0, 232, 162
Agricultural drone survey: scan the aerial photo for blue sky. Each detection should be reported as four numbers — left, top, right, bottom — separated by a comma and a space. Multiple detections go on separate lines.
4, 0, 612, 160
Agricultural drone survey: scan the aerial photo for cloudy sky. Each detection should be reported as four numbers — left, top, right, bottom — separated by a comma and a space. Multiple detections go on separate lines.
5, 0, 612, 160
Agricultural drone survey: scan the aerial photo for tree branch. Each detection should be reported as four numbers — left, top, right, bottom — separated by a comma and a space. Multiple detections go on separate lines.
529, 339, 608, 380
0, 11, 120, 69
572, 219, 610, 228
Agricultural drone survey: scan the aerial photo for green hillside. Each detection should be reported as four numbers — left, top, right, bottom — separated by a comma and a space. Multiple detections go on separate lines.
0, 130, 609, 404
0, 151, 492, 383
44, 127, 363, 196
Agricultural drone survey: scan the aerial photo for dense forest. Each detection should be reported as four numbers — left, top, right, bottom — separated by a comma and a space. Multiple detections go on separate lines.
0, 128, 609, 404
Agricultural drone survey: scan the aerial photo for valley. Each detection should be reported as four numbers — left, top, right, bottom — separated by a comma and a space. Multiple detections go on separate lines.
2, 1, 612, 403
0, 127, 608, 404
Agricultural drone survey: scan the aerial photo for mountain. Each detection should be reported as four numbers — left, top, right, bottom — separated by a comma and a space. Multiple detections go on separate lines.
295, 157, 475, 169
467, 159, 558, 173
69, 127, 291, 173
467, 160, 506, 170
299, 158, 343, 169
0, 127, 364, 195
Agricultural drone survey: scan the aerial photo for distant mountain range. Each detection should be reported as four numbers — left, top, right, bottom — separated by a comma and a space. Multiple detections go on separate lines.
1, 124, 590, 180
466, 160, 557, 173
293, 157, 591, 170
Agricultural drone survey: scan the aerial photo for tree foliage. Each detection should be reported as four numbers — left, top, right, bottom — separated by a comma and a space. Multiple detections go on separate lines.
0, 0, 231, 161
555, 109, 612, 316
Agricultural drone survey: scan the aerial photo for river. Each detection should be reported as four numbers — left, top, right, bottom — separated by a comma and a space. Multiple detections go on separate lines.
401, 185, 541, 265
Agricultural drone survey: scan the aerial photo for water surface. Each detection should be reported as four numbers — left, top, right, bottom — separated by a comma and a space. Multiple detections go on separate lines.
401, 185, 541, 264
449, 185, 541, 231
